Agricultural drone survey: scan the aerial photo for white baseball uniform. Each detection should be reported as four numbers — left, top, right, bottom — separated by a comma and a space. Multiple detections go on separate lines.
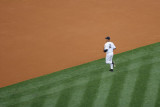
104, 42, 116, 69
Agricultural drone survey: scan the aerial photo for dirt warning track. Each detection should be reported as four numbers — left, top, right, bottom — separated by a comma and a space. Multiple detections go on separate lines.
0, 0, 160, 87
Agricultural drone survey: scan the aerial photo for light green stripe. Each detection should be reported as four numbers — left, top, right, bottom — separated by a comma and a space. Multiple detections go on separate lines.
93, 71, 113, 107
68, 85, 88, 107
41, 94, 60, 107
66, 76, 89, 107
142, 64, 160, 107
118, 69, 138, 107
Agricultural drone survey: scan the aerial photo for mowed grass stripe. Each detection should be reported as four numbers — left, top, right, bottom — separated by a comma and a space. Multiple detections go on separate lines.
129, 64, 152, 107
142, 63, 160, 107
92, 72, 113, 107
54, 75, 76, 107
67, 85, 88, 107
40, 94, 60, 107
55, 87, 74, 107
118, 54, 158, 107
79, 70, 102, 107
114, 42, 160, 64
7, 100, 32, 107
105, 70, 129, 107
6, 91, 61, 107
103, 56, 132, 107
118, 69, 139, 107
155, 83, 160, 107
58, 73, 90, 107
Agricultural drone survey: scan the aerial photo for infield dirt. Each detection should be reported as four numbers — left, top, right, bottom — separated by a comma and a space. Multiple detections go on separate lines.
0, 0, 160, 87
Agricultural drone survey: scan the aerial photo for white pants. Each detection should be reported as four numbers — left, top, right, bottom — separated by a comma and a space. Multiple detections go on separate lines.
105, 52, 114, 69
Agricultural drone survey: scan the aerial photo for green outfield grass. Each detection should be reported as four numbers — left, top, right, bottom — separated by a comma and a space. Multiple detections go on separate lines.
0, 42, 160, 107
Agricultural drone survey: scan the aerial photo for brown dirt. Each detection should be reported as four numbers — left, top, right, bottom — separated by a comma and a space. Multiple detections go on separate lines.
0, 0, 160, 88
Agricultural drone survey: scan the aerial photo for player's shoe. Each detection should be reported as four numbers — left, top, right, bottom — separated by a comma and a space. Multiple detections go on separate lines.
109, 69, 113, 72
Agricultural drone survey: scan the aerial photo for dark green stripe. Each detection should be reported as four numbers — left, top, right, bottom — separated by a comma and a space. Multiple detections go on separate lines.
55, 87, 74, 107
129, 65, 151, 107
155, 83, 160, 107
105, 70, 129, 107
79, 70, 102, 107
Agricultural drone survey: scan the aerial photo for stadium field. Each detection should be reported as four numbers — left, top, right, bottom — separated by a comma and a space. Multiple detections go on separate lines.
0, 42, 160, 107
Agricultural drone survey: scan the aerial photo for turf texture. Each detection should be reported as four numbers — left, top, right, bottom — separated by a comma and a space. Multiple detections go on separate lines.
0, 42, 160, 107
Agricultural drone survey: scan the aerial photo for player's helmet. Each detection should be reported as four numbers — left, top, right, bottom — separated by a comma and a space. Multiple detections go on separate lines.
105, 36, 110, 40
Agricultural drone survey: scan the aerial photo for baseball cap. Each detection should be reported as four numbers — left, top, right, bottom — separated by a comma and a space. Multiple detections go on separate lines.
105, 36, 110, 40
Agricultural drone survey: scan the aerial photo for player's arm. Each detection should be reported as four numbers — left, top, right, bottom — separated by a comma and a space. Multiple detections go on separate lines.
104, 43, 108, 52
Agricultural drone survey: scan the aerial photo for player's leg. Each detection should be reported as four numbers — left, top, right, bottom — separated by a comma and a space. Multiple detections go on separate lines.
106, 54, 111, 71
106, 53, 114, 72
109, 53, 114, 72
105, 54, 111, 64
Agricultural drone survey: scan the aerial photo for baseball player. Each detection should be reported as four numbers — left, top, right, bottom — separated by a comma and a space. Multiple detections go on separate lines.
104, 36, 116, 72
